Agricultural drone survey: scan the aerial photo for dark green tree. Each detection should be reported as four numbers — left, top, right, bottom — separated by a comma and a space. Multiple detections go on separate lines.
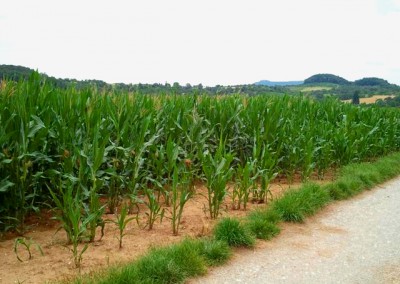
352, 90, 360, 105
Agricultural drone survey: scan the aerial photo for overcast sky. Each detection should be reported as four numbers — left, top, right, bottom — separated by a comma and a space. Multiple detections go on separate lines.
1, 0, 399, 86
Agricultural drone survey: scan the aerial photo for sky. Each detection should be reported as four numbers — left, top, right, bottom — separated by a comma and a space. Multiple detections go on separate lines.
1, 0, 399, 86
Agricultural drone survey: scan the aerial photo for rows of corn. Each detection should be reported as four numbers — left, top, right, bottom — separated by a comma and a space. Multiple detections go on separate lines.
1, 73, 400, 236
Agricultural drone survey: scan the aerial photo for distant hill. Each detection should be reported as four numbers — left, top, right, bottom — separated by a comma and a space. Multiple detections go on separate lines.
354, 77, 391, 87
254, 80, 303, 86
0, 64, 34, 81
0, 64, 110, 90
304, 74, 350, 85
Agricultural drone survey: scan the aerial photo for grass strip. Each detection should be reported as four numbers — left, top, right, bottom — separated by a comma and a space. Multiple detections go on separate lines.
325, 152, 400, 200
73, 238, 230, 284
71, 152, 400, 284
271, 183, 331, 222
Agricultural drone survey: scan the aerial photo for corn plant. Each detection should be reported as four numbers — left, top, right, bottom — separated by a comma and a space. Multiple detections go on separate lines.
232, 160, 256, 210
14, 237, 43, 262
78, 122, 109, 242
202, 141, 234, 219
108, 202, 136, 249
252, 143, 279, 204
104, 143, 130, 214
1, 75, 400, 237
170, 166, 192, 235
127, 115, 160, 213
48, 182, 96, 268
164, 138, 180, 205
142, 187, 165, 230
48, 177, 80, 243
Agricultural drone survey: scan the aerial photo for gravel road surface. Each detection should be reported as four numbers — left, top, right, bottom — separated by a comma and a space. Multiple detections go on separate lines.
190, 178, 400, 284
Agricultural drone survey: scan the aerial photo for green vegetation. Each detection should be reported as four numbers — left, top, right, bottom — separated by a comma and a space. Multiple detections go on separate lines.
71, 152, 400, 284
304, 73, 350, 85
2, 71, 400, 278
271, 183, 331, 222
0, 64, 283, 96
375, 95, 400, 107
324, 152, 400, 200
246, 216, 280, 240
73, 238, 229, 284
170, 166, 193, 235
213, 218, 255, 247
354, 77, 391, 87
2, 72, 400, 236
13, 237, 43, 262
202, 143, 234, 219
107, 202, 136, 249
3, 64, 399, 101
194, 239, 231, 266
300, 74, 400, 101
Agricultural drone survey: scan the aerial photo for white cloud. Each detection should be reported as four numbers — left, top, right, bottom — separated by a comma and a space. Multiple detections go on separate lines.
1, 0, 399, 85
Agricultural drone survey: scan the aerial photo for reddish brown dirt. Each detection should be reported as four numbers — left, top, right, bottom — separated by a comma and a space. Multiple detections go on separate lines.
0, 175, 330, 284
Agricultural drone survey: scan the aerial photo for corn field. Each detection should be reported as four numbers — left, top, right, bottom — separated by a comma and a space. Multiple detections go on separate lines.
1, 73, 400, 234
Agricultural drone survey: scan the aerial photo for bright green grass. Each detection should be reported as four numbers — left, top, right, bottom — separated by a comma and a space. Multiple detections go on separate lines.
213, 218, 255, 247
271, 183, 331, 222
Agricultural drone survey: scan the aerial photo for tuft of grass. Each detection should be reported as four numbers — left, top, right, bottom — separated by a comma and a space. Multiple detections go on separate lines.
213, 218, 255, 247
246, 218, 280, 240
271, 183, 331, 222
193, 238, 231, 266
324, 176, 363, 200
246, 209, 281, 240
247, 209, 281, 224
134, 240, 207, 283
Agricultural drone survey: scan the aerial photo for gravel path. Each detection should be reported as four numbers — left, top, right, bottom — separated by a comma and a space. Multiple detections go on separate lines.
190, 178, 400, 284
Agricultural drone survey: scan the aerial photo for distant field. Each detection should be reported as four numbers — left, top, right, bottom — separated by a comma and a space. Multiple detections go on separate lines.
301, 86, 333, 92
343, 95, 395, 104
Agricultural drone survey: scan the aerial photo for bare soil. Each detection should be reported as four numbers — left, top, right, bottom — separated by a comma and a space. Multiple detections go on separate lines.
0, 174, 327, 284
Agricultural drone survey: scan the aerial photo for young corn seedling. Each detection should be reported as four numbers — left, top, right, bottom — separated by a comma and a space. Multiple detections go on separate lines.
108, 202, 136, 249
49, 183, 95, 268
14, 237, 44, 262
69, 210, 96, 269
143, 187, 165, 230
